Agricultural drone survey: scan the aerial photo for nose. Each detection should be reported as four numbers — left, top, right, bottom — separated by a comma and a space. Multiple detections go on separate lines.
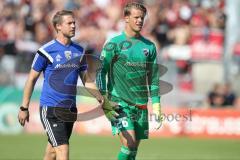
71, 23, 75, 28
137, 17, 144, 23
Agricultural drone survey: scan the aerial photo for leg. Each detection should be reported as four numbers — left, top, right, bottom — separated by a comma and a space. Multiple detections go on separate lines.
119, 130, 140, 149
118, 130, 140, 160
43, 143, 56, 160
40, 107, 56, 160
40, 107, 76, 160
54, 144, 69, 160
116, 108, 148, 160
112, 106, 141, 160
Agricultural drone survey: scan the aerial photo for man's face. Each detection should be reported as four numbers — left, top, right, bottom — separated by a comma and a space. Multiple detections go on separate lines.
57, 15, 75, 38
125, 8, 145, 33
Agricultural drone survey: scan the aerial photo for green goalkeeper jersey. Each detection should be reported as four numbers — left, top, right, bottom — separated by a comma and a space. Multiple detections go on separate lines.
97, 32, 160, 105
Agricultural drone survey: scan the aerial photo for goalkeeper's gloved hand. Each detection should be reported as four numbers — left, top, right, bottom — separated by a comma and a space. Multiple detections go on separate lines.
152, 103, 162, 130
102, 96, 119, 122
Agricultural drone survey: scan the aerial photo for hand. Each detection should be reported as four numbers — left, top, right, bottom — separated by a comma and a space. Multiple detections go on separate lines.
18, 107, 29, 126
102, 96, 119, 122
152, 103, 162, 130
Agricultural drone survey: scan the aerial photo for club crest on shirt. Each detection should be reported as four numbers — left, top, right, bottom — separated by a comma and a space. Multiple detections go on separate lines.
55, 54, 62, 62
143, 49, 149, 57
64, 51, 72, 60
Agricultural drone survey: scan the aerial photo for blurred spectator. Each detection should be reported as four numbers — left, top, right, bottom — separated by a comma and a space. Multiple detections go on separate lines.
208, 83, 226, 107
208, 83, 237, 107
0, 0, 227, 64
223, 82, 236, 106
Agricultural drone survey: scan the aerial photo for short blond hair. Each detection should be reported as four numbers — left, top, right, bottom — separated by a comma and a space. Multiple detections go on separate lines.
123, 2, 147, 17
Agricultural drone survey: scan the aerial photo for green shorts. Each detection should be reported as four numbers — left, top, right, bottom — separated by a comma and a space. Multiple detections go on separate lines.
111, 102, 149, 140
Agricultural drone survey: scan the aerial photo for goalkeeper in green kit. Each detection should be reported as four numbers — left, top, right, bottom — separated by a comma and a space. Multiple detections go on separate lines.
97, 2, 162, 160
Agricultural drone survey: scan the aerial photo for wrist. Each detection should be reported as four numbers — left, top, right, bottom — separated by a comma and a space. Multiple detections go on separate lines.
20, 106, 29, 111
152, 103, 161, 111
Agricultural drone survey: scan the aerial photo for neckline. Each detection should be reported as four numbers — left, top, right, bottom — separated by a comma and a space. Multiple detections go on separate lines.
123, 31, 142, 40
54, 39, 72, 48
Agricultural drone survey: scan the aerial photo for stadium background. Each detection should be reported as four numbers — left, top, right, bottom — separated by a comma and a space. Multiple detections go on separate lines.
0, 0, 240, 159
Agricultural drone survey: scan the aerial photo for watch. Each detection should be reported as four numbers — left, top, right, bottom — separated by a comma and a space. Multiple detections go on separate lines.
20, 106, 29, 111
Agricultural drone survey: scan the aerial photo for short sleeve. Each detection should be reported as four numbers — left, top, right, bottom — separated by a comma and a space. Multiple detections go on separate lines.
31, 53, 48, 72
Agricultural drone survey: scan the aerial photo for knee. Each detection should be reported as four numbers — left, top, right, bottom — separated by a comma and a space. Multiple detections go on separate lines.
50, 151, 56, 159
126, 141, 138, 149
45, 147, 56, 159
55, 144, 69, 160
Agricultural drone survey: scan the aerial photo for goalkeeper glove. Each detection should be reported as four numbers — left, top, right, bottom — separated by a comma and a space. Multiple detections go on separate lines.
152, 103, 162, 130
102, 96, 119, 122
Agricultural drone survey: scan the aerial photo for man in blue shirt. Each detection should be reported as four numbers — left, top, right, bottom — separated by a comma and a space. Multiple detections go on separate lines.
18, 10, 103, 160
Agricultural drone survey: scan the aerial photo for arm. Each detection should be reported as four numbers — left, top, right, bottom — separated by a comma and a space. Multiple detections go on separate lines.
82, 69, 104, 103
96, 49, 111, 96
96, 41, 119, 96
18, 49, 48, 126
18, 69, 41, 126
81, 53, 118, 121
147, 45, 162, 129
147, 45, 160, 104
96, 42, 119, 121
79, 53, 104, 102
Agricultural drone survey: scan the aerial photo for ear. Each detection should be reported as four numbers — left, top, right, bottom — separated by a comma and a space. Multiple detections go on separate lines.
125, 16, 130, 23
56, 23, 61, 32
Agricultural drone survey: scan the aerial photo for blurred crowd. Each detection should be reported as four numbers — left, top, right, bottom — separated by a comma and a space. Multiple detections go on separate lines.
0, 0, 226, 55
1, 0, 238, 108
207, 83, 236, 107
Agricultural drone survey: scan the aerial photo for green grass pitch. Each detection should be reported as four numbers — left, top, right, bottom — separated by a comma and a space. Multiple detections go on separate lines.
0, 134, 239, 160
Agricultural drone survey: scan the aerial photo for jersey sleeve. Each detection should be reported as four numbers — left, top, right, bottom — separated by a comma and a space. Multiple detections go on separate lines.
96, 41, 116, 95
147, 44, 160, 104
31, 52, 48, 72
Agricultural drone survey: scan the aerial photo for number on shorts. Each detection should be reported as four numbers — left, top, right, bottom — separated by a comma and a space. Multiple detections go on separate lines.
122, 120, 128, 127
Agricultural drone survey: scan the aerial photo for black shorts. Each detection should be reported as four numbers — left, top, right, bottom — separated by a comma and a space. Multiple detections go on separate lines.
40, 106, 77, 147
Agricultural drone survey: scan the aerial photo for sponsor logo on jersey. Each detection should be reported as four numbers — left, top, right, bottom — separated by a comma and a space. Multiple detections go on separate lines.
124, 61, 146, 68
55, 63, 79, 69
64, 51, 72, 60
55, 54, 62, 62
143, 49, 149, 56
